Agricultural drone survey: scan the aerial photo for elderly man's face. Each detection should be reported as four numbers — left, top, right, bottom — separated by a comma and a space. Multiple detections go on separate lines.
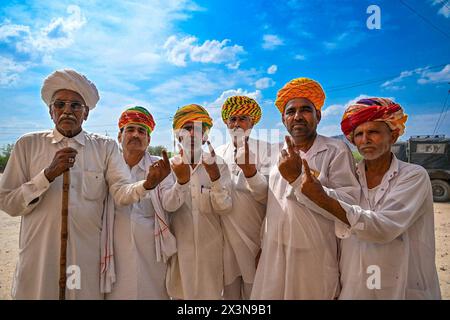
282, 98, 321, 144
227, 115, 253, 147
49, 89, 89, 137
118, 124, 150, 154
177, 121, 206, 152
354, 121, 399, 161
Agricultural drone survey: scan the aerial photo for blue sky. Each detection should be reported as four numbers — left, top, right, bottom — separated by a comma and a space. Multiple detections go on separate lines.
0, 0, 449, 150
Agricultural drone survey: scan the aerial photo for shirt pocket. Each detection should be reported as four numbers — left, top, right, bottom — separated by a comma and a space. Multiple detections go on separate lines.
82, 171, 105, 201
199, 186, 213, 214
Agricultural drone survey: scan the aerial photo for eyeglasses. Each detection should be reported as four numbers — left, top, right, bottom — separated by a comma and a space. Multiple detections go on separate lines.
51, 100, 86, 111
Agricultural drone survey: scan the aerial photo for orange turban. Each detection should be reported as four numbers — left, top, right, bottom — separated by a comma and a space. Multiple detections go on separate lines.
275, 77, 325, 113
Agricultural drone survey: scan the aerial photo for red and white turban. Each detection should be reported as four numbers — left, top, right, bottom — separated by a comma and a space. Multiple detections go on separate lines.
341, 97, 408, 143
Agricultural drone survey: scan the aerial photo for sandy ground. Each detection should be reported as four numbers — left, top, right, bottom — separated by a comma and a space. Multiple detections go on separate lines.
1, 199, 449, 300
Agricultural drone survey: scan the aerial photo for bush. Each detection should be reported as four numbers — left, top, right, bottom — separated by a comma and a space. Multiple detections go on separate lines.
0, 143, 14, 173
352, 150, 363, 163
147, 145, 173, 158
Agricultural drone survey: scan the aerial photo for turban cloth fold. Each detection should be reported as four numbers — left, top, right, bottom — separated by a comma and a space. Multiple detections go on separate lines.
341, 97, 408, 143
221, 95, 262, 124
118, 106, 156, 135
41, 69, 100, 110
275, 77, 325, 113
172, 104, 213, 131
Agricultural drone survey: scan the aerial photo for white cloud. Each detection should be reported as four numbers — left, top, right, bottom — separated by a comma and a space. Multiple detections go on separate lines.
321, 104, 347, 117
163, 35, 245, 68
418, 64, 450, 84
255, 77, 275, 89
317, 124, 342, 137
405, 109, 450, 137
432, 0, 450, 18
382, 69, 420, 88
262, 34, 284, 50
0, 5, 86, 83
0, 56, 30, 86
207, 88, 263, 108
14, 5, 85, 55
0, 21, 30, 41
267, 64, 277, 74
294, 54, 306, 61
148, 71, 235, 107
0, 1, 205, 88
163, 35, 194, 67
382, 65, 450, 89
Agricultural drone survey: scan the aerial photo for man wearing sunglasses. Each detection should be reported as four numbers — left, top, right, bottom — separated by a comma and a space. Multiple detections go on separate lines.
0, 69, 168, 299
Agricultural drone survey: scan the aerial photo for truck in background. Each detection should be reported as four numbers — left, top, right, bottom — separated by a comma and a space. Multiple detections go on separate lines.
392, 135, 450, 202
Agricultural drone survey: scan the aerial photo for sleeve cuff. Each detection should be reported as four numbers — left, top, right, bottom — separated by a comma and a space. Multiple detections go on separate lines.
289, 174, 302, 189
245, 171, 266, 189
174, 180, 190, 192
23, 169, 51, 205
137, 180, 149, 195
211, 178, 224, 193
337, 199, 365, 233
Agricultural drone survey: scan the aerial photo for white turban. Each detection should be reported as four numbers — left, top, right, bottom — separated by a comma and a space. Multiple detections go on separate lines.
41, 69, 100, 110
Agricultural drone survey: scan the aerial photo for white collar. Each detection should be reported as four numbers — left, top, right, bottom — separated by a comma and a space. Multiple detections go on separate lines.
47, 128, 86, 146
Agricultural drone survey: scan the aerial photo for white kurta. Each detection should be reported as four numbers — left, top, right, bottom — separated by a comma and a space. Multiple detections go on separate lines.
215, 138, 275, 288
0, 129, 150, 300
163, 152, 232, 299
106, 153, 175, 300
251, 135, 360, 300
337, 155, 441, 299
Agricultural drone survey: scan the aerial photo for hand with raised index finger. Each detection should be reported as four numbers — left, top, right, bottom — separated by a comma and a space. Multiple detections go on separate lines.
300, 158, 326, 202
278, 135, 303, 184
171, 145, 191, 185
143, 149, 173, 190
235, 136, 257, 178
202, 141, 220, 182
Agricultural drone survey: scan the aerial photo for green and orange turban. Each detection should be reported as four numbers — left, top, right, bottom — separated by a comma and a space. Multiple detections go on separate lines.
275, 77, 325, 113
172, 104, 213, 131
118, 106, 156, 135
341, 97, 408, 143
221, 95, 262, 125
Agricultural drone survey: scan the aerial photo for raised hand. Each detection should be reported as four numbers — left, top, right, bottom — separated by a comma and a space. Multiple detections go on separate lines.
44, 147, 78, 182
301, 159, 326, 202
143, 149, 172, 190
278, 135, 303, 183
171, 146, 191, 185
234, 136, 257, 178
202, 141, 220, 182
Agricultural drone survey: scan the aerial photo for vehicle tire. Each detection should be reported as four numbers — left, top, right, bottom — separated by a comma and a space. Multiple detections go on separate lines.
431, 179, 450, 202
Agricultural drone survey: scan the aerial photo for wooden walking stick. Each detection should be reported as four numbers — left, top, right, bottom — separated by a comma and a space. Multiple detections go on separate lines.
59, 169, 70, 300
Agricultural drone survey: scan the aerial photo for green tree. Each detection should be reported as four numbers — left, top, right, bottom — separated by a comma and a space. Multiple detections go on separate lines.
0, 143, 14, 172
147, 145, 173, 158
352, 150, 363, 163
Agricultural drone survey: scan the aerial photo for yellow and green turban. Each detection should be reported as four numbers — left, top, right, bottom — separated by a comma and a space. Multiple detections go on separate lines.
221, 95, 262, 124
118, 106, 156, 135
275, 77, 325, 114
172, 104, 213, 131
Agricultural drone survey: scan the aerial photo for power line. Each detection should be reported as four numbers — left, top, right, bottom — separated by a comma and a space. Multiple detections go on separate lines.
399, 0, 450, 40
433, 90, 450, 134
327, 63, 448, 92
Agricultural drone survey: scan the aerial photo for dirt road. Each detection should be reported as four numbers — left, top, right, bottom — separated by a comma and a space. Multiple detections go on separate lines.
1, 204, 449, 300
